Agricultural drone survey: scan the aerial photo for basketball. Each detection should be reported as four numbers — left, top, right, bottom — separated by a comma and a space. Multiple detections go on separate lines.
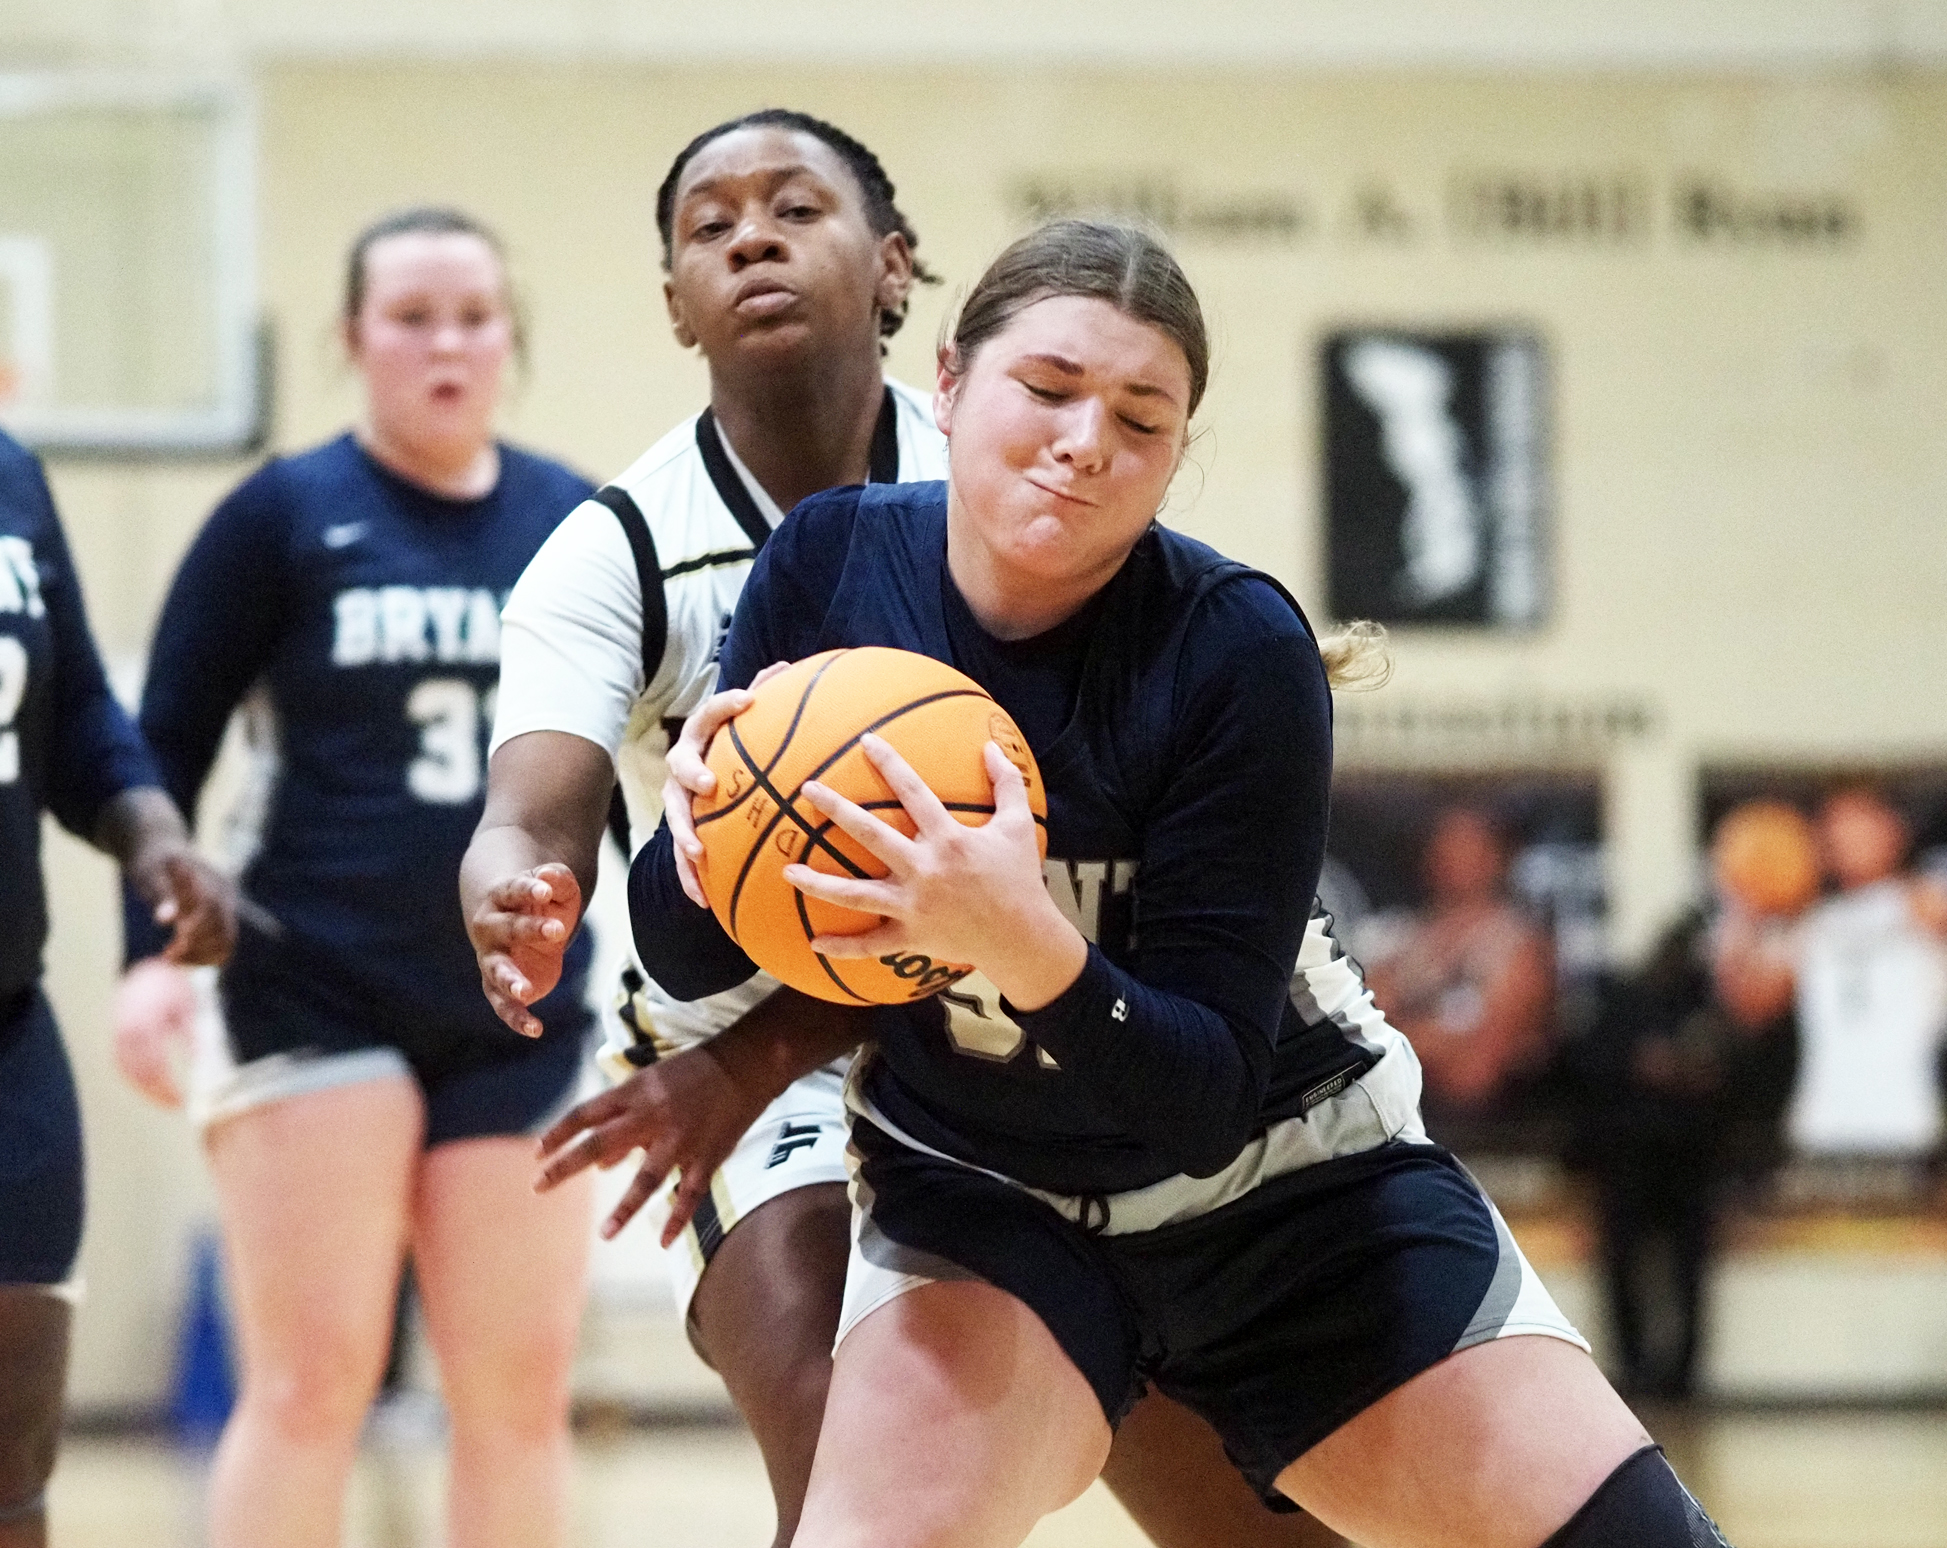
691, 647, 1048, 1005
1712, 800, 1822, 916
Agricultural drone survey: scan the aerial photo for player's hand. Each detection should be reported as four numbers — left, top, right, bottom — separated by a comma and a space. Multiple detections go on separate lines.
468, 862, 581, 1038
664, 661, 793, 907
113, 957, 197, 1109
128, 842, 236, 967
787, 736, 1084, 1010
533, 1042, 768, 1245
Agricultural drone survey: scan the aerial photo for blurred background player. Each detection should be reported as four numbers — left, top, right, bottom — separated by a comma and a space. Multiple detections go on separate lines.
1788, 785, 1947, 1158
1575, 801, 1816, 1401
112, 208, 596, 1548
1364, 804, 1555, 1145
468, 113, 1346, 1548
0, 427, 234, 1548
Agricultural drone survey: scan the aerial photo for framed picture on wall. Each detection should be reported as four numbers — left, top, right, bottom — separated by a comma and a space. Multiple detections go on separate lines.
1322, 328, 1550, 628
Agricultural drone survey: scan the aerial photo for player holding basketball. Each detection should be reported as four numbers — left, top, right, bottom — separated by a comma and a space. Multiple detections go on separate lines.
0, 428, 234, 1548
597, 221, 1734, 1547
114, 209, 594, 1548
469, 113, 1346, 1547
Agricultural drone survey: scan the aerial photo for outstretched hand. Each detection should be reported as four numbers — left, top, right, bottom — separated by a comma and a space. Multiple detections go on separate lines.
113, 957, 197, 1109
468, 862, 581, 1037
663, 660, 794, 906
131, 846, 236, 967
533, 1042, 770, 1244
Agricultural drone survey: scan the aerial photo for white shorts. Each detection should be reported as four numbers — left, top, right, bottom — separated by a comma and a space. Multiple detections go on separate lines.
652, 1062, 853, 1333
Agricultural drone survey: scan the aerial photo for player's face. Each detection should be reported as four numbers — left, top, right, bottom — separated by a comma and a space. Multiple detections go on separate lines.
347, 231, 512, 455
663, 128, 912, 368
1820, 792, 1907, 890
936, 294, 1191, 604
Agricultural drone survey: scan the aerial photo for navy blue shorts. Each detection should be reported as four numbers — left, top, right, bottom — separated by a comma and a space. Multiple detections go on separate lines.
208, 964, 587, 1148
0, 989, 84, 1285
847, 1122, 1584, 1508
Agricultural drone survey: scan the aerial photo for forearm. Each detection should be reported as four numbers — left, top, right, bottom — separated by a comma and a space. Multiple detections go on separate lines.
94, 787, 189, 879
1012, 945, 1269, 1177
466, 730, 615, 925
628, 830, 760, 999
702, 989, 871, 1110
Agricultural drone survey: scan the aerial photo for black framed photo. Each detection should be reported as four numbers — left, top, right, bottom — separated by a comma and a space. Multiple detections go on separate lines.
1322, 328, 1550, 628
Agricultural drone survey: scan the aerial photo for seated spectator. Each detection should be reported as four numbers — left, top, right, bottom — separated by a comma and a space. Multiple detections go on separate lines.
1788, 786, 1947, 1157
1364, 806, 1554, 1141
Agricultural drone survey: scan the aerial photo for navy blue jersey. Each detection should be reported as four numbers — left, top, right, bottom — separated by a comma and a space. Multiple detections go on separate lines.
0, 431, 160, 1003
127, 433, 593, 1047
632, 482, 1376, 1196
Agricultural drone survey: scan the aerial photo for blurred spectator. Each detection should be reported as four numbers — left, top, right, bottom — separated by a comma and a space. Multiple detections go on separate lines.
1578, 800, 1814, 1401
1787, 786, 1947, 1157
1364, 806, 1554, 1140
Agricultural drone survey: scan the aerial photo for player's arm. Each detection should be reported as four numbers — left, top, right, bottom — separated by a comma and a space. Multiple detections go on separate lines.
535, 987, 868, 1242
461, 730, 612, 1037
465, 499, 657, 1033
796, 584, 1330, 1178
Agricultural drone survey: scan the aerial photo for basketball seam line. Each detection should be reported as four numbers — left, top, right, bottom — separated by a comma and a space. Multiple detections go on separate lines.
694, 651, 845, 832
720, 685, 1002, 938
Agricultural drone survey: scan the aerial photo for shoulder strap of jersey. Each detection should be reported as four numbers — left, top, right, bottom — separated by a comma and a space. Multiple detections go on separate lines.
867, 388, 899, 483
590, 484, 668, 690
694, 411, 774, 553
697, 389, 900, 560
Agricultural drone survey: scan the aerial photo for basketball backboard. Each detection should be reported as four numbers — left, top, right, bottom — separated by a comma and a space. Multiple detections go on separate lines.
0, 73, 266, 459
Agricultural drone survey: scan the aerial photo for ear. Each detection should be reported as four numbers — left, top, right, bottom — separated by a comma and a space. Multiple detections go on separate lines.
664, 279, 697, 351
934, 345, 962, 437
875, 231, 915, 317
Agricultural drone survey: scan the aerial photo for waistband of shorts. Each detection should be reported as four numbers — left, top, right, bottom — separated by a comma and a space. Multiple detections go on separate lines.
843, 1042, 1428, 1236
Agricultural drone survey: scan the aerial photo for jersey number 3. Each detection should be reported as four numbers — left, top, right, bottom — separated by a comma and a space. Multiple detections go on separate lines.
406, 678, 495, 804
0, 636, 26, 785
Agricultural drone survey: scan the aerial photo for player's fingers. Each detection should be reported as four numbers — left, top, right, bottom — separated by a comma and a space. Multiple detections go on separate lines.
486, 872, 552, 911
749, 660, 792, 689
782, 863, 903, 918
485, 986, 544, 1038
807, 923, 910, 959
536, 1086, 626, 1162
798, 780, 916, 871
857, 734, 955, 834
604, 1159, 668, 1240
659, 1165, 714, 1247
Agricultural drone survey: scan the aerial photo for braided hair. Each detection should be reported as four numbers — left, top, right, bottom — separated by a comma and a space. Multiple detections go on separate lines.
655, 109, 940, 340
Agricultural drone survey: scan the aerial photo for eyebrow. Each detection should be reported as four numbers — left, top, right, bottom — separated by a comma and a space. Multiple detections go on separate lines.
680, 164, 830, 202
1020, 353, 1181, 407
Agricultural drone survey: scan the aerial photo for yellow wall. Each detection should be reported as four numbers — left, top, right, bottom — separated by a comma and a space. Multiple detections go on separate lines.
40, 61, 1947, 1405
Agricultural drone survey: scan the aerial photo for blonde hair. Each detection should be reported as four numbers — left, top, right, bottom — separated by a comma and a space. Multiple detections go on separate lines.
1319, 619, 1393, 692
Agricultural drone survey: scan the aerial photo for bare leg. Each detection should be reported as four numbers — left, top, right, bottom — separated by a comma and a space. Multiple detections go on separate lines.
689, 1182, 852, 1548
204, 1077, 422, 1548
1104, 1391, 1345, 1548
796, 1280, 1110, 1548
0, 1289, 69, 1548
413, 1135, 590, 1548
1277, 1335, 1651, 1548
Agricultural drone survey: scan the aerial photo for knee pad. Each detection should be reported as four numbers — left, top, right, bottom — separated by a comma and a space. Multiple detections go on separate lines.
1542, 1445, 1732, 1548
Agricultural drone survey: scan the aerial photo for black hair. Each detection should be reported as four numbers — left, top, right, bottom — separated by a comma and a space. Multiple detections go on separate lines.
342, 205, 526, 362
654, 109, 939, 340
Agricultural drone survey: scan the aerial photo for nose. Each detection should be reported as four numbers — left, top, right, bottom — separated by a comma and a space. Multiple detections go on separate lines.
1050, 397, 1110, 473
726, 212, 787, 271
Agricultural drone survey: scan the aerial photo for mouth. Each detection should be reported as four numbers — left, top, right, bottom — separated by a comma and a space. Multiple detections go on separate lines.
733, 279, 800, 318
1024, 476, 1096, 509
428, 380, 467, 405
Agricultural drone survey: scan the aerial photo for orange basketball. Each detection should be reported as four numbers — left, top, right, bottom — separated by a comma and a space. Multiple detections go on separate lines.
690, 647, 1048, 1005
1712, 800, 1821, 916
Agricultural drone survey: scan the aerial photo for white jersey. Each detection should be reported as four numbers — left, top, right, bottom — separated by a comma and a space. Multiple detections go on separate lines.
1789, 878, 1947, 1155
493, 379, 948, 1057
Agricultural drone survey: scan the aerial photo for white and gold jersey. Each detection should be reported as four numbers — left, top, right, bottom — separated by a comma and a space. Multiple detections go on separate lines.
492, 380, 947, 1061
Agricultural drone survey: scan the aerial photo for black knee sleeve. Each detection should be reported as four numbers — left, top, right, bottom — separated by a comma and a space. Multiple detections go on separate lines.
1542, 1445, 1732, 1548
